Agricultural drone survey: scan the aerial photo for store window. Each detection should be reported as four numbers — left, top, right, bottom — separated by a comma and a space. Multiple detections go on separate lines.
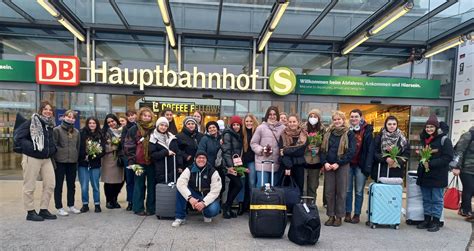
272, 101, 297, 116
429, 49, 455, 97
42, 92, 70, 111
249, 100, 272, 122
300, 102, 338, 126
413, 60, 428, 79
71, 93, 95, 128
96, 94, 111, 124
221, 100, 235, 123
236, 100, 249, 117
112, 95, 127, 115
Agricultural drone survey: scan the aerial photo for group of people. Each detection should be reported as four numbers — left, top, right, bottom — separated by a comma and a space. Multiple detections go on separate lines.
14, 100, 471, 233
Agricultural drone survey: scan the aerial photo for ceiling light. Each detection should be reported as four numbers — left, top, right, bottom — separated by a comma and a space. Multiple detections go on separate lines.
258, 30, 273, 52
37, 0, 59, 18
369, 2, 413, 35
424, 36, 466, 58
157, 0, 170, 25
342, 33, 369, 55
269, 0, 289, 30
165, 25, 176, 48
58, 17, 85, 42
2, 40, 23, 52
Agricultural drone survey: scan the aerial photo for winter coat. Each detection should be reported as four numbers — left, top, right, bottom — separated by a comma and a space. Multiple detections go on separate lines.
372, 133, 410, 181
242, 128, 256, 164
302, 124, 325, 168
101, 130, 124, 184
124, 125, 154, 166
350, 123, 374, 176
78, 130, 106, 169
250, 122, 285, 172
149, 135, 182, 184
120, 122, 135, 151
222, 128, 243, 168
176, 162, 222, 206
14, 119, 56, 159
53, 124, 80, 163
176, 127, 203, 168
278, 135, 308, 170
455, 127, 474, 175
320, 130, 356, 167
417, 131, 454, 188
197, 133, 221, 169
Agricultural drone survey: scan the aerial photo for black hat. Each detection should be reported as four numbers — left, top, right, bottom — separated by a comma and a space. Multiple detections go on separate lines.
205, 121, 219, 132
195, 151, 208, 159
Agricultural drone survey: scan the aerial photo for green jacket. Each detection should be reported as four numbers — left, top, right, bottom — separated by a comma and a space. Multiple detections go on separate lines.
456, 126, 474, 175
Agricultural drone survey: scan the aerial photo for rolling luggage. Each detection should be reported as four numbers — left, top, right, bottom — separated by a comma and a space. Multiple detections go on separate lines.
155, 155, 177, 219
288, 196, 320, 245
405, 170, 444, 226
366, 164, 402, 229
249, 160, 287, 238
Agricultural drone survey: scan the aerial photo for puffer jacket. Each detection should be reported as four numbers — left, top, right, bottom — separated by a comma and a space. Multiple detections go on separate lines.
455, 127, 474, 175
176, 127, 203, 168
197, 133, 221, 168
250, 122, 285, 172
278, 133, 308, 170
53, 123, 80, 163
149, 134, 183, 184
14, 118, 56, 159
222, 128, 243, 168
417, 131, 454, 188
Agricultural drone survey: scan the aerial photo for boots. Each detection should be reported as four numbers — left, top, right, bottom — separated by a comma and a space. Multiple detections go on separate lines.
26, 210, 44, 221
38, 209, 57, 220
80, 204, 89, 213
113, 200, 121, 209
417, 215, 432, 229
351, 214, 360, 224
237, 202, 244, 216
428, 217, 440, 232
333, 217, 342, 227
106, 202, 114, 209
324, 216, 335, 226
95, 205, 102, 213
126, 203, 133, 211
222, 205, 237, 219
344, 212, 352, 223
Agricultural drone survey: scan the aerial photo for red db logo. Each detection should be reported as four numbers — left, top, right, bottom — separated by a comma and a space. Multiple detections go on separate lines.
36, 55, 80, 86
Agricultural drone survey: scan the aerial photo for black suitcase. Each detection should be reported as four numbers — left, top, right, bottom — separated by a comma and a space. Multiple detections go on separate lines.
288, 197, 321, 245
155, 156, 177, 219
249, 160, 287, 238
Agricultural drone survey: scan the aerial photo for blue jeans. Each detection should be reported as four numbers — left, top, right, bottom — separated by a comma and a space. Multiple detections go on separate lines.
256, 171, 275, 187
345, 166, 367, 215
78, 166, 101, 205
175, 187, 220, 220
123, 158, 135, 203
247, 162, 256, 189
420, 187, 444, 218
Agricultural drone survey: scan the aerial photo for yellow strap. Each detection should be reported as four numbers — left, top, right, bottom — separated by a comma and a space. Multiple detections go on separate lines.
250, 204, 287, 210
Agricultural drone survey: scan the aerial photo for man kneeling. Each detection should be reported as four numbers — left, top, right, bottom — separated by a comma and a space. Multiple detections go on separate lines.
172, 151, 222, 227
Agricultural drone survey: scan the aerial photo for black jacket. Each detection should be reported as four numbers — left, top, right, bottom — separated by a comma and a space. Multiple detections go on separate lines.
197, 133, 221, 168
351, 123, 374, 176
149, 135, 183, 184
124, 125, 154, 166
372, 133, 410, 181
320, 130, 356, 167
13, 118, 56, 159
222, 128, 243, 168
242, 128, 255, 164
417, 132, 454, 188
278, 135, 308, 170
176, 127, 203, 168
78, 129, 106, 168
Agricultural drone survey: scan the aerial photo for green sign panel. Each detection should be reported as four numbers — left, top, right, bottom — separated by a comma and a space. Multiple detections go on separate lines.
296, 75, 440, 99
0, 60, 36, 82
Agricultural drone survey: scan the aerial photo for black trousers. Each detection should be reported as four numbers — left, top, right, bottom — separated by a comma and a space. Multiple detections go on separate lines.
54, 162, 77, 209
104, 182, 124, 203
243, 174, 251, 210
225, 174, 243, 208
460, 172, 474, 213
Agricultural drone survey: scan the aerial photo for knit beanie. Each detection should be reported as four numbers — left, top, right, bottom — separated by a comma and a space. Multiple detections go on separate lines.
205, 121, 219, 132
217, 120, 225, 130
156, 117, 169, 127
195, 150, 208, 159
183, 116, 197, 126
425, 114, 440, 128
308, 109, 322, 119
229, 115, 242, 126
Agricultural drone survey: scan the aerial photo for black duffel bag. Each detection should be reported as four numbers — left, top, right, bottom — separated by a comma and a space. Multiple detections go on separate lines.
288, 197, 321, 245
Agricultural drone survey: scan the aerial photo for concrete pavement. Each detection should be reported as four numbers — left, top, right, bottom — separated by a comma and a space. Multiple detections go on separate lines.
0, 180, 472, 250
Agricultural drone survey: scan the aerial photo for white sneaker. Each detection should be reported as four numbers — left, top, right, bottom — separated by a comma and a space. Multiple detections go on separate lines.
203, 217, 212, 223
171, 219, 186, 227
57, 208, 69, 216
69, 206, 81, 214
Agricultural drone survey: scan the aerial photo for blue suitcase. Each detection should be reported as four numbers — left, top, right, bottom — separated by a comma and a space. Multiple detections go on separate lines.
366, 164, 402, 230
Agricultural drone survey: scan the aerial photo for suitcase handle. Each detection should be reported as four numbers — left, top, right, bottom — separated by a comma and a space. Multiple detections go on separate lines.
164, 155, 177, 184
260, 160, 275, 187
377, 163, 390, 181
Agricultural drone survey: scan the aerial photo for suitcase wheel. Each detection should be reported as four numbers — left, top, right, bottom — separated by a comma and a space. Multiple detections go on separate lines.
394, 225, 400, 230
406, 219, 413, 225
156, 215, 161, 220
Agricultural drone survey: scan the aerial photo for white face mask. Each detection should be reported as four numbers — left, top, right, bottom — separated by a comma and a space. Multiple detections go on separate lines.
308, 117, 318, 125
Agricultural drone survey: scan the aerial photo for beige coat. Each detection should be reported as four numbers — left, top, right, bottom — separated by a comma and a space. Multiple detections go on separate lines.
101, 135, 124, 184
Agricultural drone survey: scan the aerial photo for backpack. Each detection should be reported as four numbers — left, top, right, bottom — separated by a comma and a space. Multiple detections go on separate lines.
13, 113, 28, 154
215, 148, 223, 168
450, 131, 474, 168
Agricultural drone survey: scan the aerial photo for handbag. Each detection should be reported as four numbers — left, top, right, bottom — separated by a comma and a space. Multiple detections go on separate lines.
232, 154, 243, 166
444, 176, 461, 210
279, 176, 301, 213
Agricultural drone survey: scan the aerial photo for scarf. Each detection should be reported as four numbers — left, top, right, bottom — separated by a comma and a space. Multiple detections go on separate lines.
381, 128, 408, 152
137, 120, 155, 162
61, 120, 75, 135
321, 125, 349, 158
109, 127, 121, 139
30, 114, 54, 152
150, 130, 175, 150
282, 126, 307, 149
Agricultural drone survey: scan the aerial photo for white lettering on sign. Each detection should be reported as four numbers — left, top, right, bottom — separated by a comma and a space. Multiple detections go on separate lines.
90, 61, 259, 91
0, 64, 13, 70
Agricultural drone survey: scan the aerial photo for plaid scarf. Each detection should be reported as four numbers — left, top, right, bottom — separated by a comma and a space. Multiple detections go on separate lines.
30, 114, 55, 151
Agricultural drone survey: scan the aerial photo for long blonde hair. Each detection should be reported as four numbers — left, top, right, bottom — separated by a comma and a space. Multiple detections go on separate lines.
242, 113, 259, 152
330, 110, 348, 128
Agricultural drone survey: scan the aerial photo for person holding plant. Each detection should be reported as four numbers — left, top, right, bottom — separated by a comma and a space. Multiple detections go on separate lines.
372, 115, 409, 181
221, 115, 245, 219
279, 114, 308, 193
302, 109, 325, 201
78, 117, 106, 213
345, 109, 374, 224
416, 114, 454, 232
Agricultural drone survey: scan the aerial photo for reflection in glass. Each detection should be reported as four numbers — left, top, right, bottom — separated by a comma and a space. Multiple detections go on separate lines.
349, 55, 410, 77
71, 93, 95, 128
429, 49, 455, 97
300, 102, 337, 126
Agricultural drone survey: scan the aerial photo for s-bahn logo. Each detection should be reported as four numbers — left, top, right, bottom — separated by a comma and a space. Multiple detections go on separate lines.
269, 67, 296, 96
36, 55, 80, 86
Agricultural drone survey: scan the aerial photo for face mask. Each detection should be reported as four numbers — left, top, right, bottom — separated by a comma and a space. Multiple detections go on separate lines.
308, 117, 318, 125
